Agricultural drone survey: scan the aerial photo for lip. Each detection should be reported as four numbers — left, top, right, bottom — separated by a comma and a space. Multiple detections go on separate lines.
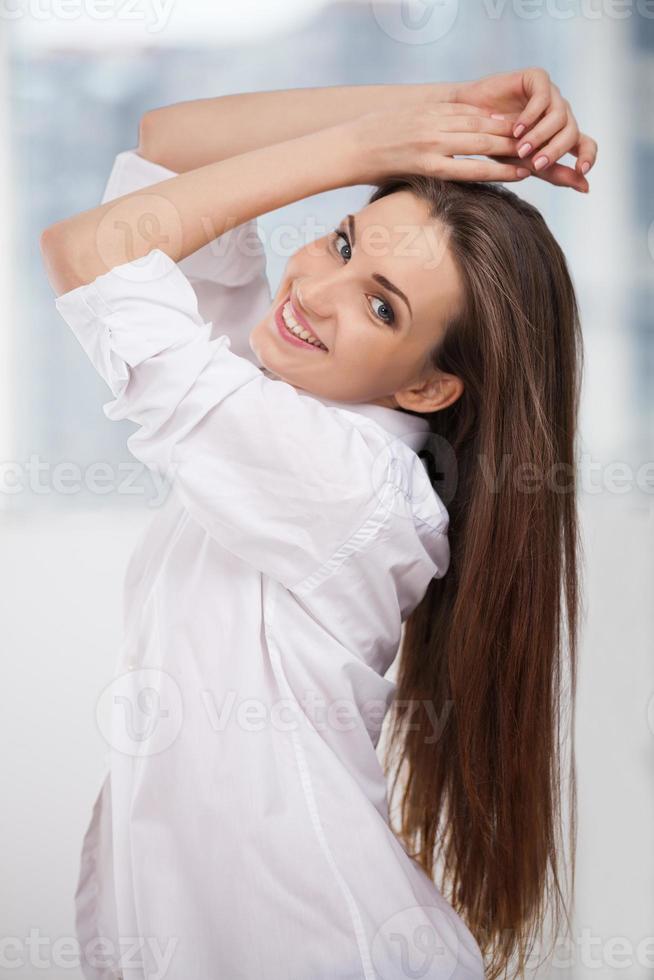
273, 295, 328, 353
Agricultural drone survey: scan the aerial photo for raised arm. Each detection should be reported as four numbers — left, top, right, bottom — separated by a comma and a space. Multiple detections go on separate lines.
138, 72, 596, 192
138, 83, 455, 173
41, 100, 539, 296
40, 124, 361, 296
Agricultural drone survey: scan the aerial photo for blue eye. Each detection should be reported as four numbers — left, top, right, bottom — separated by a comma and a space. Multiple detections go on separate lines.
333, 230, 351, 261
330, 228, 396, 326
369, 296, 395, 324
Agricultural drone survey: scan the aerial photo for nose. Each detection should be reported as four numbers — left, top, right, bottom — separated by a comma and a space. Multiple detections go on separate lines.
294, 277, 334, 321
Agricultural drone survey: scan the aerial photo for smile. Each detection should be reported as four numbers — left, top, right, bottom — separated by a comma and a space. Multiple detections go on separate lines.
274, 298, 328, 352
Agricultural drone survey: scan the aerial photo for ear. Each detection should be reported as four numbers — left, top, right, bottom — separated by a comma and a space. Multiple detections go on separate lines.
393, 371, 464, 414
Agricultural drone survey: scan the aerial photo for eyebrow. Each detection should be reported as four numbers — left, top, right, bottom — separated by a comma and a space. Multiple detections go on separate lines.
345, 213, 413, 319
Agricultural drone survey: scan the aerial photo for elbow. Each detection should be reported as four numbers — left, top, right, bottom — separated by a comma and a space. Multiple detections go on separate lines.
137, 110, 163, 164
40, 222, 83, 296
137, 109, 181, 171
39, 221, 64, 258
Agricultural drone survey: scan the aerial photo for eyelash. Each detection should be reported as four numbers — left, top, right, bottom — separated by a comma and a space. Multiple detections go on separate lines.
330, 228, 396, 326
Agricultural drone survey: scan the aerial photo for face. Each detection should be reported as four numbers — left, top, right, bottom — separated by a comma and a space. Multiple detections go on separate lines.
248, 191, 466, 412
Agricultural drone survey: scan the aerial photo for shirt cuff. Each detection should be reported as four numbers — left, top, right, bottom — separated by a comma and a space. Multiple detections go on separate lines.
54, 248, 212, 397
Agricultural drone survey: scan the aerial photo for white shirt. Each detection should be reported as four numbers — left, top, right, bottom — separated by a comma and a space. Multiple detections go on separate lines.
54, 148, 484, 980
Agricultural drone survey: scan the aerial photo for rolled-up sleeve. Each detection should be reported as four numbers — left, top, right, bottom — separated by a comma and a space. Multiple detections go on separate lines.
54, 248, 400, 590
100, 148, 272, 364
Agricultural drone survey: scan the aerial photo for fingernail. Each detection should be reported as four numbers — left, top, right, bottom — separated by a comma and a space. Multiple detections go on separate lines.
581, 161, 590, 175
491, 113, 505, 120
517, 142, 532, 159
513, 123, 525, 139
533, 155, 549, 171
516, 167, 530, 178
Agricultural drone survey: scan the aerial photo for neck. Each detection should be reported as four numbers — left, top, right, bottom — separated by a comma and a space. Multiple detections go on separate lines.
260, 368, 401, 411
370, 394, 399, 410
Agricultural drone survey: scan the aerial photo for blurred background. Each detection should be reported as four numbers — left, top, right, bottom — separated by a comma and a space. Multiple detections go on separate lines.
1, 1, 652, 977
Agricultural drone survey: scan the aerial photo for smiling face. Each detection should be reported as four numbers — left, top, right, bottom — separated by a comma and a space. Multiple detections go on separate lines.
248, 191, 466, 413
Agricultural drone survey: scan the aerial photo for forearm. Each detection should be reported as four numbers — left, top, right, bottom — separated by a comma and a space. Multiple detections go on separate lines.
41, 125, 360, 296
139, 82, 455, 172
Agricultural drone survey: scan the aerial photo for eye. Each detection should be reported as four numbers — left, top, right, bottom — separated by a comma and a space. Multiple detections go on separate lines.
369, 296, 395, 325
332, 229, 351, 261
330, 228, 396, 326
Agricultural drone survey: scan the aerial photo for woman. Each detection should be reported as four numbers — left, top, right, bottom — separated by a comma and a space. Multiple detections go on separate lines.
41, 69, 596, 980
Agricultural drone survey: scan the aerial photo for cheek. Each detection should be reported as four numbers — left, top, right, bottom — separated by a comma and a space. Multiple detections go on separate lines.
336, 330, 401, 380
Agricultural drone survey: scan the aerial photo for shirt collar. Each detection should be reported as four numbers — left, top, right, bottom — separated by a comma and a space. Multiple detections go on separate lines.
297, 388, 432, 454
258, 368, 431, 453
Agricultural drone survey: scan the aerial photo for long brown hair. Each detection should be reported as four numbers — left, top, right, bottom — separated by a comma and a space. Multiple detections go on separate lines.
370, 176, 583, 979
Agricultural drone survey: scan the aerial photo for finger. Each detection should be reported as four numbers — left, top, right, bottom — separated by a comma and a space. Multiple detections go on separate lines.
488, 154, 589, 192
435, 115, 517, 136
504, 155, 589, 192
439, 133, 520, 157
515, 99, 571, 157
439, 157, 530, 182
573, 132, 598, 176
535, 163, 589, 192
433, 101, 517, 118
511, 66, 553, 139
527, 118, 580, 172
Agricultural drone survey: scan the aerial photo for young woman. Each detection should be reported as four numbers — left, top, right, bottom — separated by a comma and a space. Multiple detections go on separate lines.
41, 70, 596, 980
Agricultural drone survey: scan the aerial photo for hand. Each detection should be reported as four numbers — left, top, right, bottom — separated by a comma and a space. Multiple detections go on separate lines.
349, 102, 529, 185
454, 67, 597, 192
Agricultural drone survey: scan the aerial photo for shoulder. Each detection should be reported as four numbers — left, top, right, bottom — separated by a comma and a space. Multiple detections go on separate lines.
287, 397, 451, 592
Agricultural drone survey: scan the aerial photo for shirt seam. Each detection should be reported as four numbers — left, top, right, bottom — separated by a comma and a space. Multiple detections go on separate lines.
290, 478, 397, 596
262, 577, 376, 980
387, 481, 449, 534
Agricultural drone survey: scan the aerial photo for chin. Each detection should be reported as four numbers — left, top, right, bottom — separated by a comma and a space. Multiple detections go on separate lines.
248, 327, 271, 364
248, 329, 286, 384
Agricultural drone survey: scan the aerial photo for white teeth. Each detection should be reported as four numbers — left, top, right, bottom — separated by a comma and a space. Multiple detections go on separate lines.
282, 301, 327, 350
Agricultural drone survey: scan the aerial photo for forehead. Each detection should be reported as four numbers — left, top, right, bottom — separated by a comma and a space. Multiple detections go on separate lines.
355, 191, 462, 318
